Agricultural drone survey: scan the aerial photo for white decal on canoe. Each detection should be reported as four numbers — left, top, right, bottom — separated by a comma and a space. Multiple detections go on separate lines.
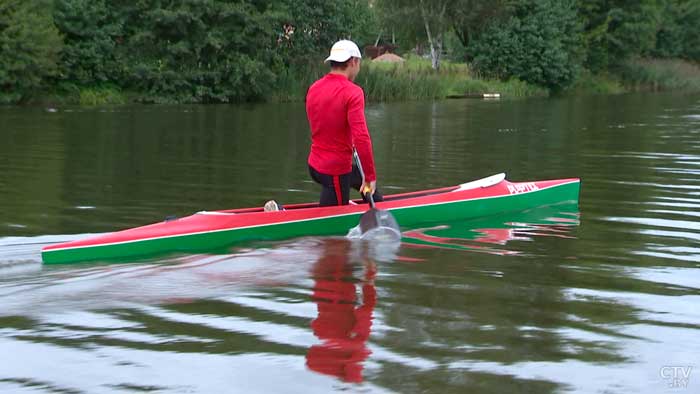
507, 183, 540, 194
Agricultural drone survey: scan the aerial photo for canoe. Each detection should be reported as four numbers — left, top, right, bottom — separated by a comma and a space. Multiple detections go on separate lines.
41, 173, 580, 264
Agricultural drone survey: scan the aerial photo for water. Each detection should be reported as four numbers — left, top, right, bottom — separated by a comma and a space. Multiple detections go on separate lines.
1, 92, 700, 393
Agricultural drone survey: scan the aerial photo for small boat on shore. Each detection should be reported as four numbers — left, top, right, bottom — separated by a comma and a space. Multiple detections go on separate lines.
41, 173, 580, 264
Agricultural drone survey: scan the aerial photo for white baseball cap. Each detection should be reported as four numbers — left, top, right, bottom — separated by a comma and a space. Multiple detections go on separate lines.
324, 40, 362, 63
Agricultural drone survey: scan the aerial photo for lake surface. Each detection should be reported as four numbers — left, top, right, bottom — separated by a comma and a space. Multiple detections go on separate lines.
1, 92, 699, 393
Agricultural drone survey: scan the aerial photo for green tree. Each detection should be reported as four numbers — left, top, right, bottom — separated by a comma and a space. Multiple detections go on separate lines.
418, 0, 451, 70
469, 0, 583, 91
376, 0, 453, 70
373, 0, 424, 54
452, 0, 511, 57
114, 0, 284, 103
653, 0, 700, 61
0, 0, 62, 103
53, 0, 123, 86
578, 0, 661, 72
681, 0, 700, 60
277, 0, 375, 66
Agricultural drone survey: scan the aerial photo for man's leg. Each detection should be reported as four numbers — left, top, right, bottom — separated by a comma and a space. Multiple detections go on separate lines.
309, 165, 351, 206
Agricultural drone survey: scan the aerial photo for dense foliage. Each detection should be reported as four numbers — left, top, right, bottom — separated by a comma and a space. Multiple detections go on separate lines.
2, 0, 375, 104
468, 0, 583, 91
0, 0, 62, 103
116, 0, 284, 103
651, 0, 700, 61
378, 0, 699, 91
277, 0, 375, 67
55, 0, 289, 103
0, 0, 698, 104
53, 0, 121, 86
578, 0, 661, 72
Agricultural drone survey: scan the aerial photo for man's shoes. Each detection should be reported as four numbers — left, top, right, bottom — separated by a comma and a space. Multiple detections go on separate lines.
264, 200, 283, 212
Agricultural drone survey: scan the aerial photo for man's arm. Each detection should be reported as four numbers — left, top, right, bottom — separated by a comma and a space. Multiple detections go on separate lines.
347, 88, 376, 183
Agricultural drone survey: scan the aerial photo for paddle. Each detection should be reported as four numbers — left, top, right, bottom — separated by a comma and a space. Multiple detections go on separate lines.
352, 148, 400, 235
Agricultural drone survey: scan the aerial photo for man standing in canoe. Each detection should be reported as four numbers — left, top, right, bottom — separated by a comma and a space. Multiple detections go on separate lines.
306, 39, 383, 207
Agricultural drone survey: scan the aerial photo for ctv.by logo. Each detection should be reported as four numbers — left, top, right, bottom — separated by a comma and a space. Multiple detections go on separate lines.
660, 366, 692, 389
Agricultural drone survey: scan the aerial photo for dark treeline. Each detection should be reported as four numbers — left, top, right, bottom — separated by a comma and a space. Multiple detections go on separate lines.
379, 0, 700, 90
0, 0, 698, 104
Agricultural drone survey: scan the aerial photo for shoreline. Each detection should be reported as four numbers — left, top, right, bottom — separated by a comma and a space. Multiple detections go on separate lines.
7, 58, 700, 107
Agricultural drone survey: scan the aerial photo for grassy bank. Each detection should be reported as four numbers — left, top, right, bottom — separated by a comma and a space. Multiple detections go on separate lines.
360, 57, 549, 100
565, 72, 626, 95
275, 56, 700, 103
273, 56, 549, 102
25, 83, 127, 106
565, 58, 700, 95
617, 58, 700, 92
13, 57, 700, 106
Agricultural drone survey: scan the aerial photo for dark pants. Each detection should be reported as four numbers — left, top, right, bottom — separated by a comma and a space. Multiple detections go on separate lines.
309, 165, 384, 207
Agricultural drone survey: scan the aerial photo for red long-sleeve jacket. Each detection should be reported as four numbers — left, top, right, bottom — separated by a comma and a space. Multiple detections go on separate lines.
306, 73, 376, 182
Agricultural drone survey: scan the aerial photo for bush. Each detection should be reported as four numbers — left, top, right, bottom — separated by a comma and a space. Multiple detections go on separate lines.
47, 0, 376, 104
275, 56, 546, 102
358, 63, 449, 101
468, 0, 583, 91
652, 0, 700, 62
277, 0, 376, 66
579, 0, 661, 72
451, 77, 549, 98
113, 1, 284, 103
53, 0, 124, 86
0, 0, 63, 104
617, 58, 700, 91
79, 84, 125, 105
565, 71, 625, 95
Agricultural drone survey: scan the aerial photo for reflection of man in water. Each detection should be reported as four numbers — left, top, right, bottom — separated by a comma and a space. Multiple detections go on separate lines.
306, 239, 376, 383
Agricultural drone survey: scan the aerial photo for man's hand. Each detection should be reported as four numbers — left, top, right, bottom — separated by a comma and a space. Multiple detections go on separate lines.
361, 181, 377, 196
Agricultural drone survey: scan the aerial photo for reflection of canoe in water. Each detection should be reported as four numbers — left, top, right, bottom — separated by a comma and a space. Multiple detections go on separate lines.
42, 173, 580, 264
402, 202, 580, 255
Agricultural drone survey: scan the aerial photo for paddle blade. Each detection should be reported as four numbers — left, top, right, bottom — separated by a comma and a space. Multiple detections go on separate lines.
360, 208, 400, 235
